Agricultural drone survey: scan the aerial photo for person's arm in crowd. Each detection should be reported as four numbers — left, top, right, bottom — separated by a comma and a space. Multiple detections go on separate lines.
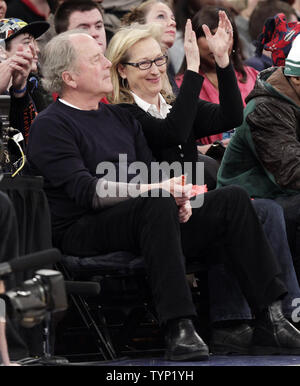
91, 110, 193, 219
123, 69, 203, 147
248, 99, 300, 191
8, 44, 36, 140
0, 44, 33, 95
193, 63, 244, 138
120, 19, 203, 148
193, 10, 244, 139
10, 44, 34, 98
27, 113, 192, 213
93, 175, 192, 212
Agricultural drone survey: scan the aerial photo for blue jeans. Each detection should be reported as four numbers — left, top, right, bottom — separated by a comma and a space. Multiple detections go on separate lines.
208, 198, 300, 322
274, 194, 300, 284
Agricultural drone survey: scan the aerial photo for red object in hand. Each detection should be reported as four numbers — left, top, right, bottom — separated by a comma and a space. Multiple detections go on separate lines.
190, 184, 208, 197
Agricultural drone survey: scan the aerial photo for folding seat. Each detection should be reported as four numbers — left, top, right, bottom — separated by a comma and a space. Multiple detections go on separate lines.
54, 252, 209, 362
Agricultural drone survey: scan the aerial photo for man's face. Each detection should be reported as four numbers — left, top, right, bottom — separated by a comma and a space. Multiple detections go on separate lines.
7, 32, 39, 72
68, 34, 112, 98
67, 9, 106, 53
0, 0, 7, 19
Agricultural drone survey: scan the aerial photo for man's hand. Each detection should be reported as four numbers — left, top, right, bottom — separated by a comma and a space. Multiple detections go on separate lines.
178, 200, 192, 223
161, 175, 192, 206
10, 44, 34, 96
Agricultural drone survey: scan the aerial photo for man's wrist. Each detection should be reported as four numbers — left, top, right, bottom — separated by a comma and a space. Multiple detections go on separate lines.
12, 84, 27, 94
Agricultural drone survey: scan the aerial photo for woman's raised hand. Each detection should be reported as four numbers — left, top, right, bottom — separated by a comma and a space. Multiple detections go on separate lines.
202, 10, 233, 68
184, 19, 200, 73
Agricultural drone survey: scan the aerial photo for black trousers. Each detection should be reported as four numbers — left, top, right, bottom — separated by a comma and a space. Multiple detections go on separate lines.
61, 185, 286, 324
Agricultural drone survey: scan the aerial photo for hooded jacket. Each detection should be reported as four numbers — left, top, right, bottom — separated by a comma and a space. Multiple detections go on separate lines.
217, 66, 300, 198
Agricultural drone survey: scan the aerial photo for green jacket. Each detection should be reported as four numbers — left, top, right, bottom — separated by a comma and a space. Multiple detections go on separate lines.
217, 66, 300, 198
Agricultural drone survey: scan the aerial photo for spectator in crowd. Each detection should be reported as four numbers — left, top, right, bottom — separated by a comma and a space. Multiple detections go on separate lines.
255, 13, 300, 69
38, 0, 106, 50
106, 18, 300, 354
0, 0, 6, 19
249, 0, 297, 50
26, 28, 300, 359
171, 0, 238, 73
245, 0, 298, 71
54, 0, 106, 53
120, 0, 224, 189
108, 12, 242, 185
121, 0, 178, 95
176, 6, 257, 162
217, 33, 300, 283
0, 18, 49, 141
53, 0, 108, 104
122, 0, 175, 51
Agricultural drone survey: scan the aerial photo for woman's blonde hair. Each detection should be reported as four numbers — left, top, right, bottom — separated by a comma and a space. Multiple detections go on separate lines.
106, 23, 175, 105
121, 0, 173, 26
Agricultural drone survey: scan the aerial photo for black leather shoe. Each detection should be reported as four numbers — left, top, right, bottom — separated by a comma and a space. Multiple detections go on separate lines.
252, 300, 300, 355
210, 324, 253, 355
165, 319, 209, 361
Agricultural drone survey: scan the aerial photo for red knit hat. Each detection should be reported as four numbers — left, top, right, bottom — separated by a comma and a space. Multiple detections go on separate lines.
256, 13, 300, 67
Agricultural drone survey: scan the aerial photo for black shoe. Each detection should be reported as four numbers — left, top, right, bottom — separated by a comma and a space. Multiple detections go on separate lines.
165, 319, 209, 361
252, 300, 300, 355
210, 324, 253, 355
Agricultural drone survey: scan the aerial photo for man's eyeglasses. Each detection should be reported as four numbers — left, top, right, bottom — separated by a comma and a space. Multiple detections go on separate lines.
122, 54, 168, 70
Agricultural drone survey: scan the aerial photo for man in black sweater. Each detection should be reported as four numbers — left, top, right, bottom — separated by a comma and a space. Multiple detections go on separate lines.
26, 30, 300, 360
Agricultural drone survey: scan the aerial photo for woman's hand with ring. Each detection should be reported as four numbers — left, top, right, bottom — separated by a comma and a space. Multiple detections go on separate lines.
202, 10, 233, 68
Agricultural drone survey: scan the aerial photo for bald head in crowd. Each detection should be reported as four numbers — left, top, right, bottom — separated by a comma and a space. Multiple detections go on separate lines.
54, 0, 106, 52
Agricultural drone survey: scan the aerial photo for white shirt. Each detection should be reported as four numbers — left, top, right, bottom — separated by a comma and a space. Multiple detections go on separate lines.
132, 92, 172, 119
59, 98, 82, 110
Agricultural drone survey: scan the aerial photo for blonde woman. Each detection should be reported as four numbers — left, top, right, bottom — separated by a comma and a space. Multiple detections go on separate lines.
106, 12, 242, 185
106, 17, 300, 356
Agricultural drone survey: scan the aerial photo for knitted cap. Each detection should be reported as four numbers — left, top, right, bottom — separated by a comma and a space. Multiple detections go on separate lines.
256, 13, 300, 67
284, 34, 300, 76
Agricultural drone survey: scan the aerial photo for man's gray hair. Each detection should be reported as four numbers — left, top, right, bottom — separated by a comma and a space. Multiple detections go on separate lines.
41, 29, 88, 94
